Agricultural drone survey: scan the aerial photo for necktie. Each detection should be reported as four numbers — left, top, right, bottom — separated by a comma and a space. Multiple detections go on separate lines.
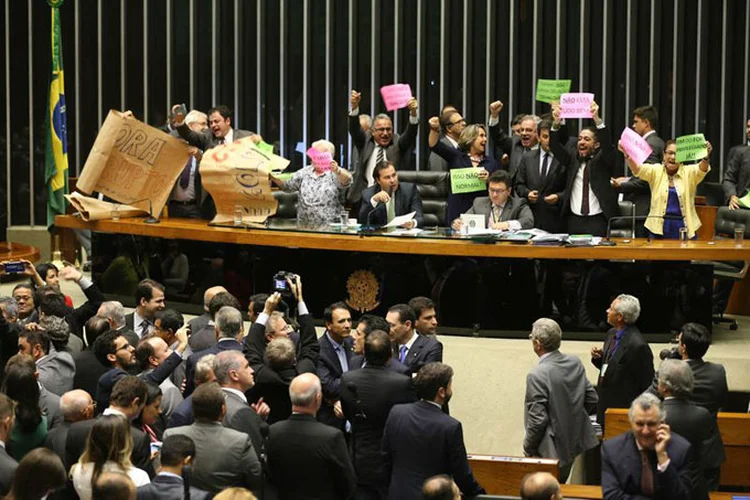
640, 450, 654, 496
140, 321, 150, 338
399, 345, 408, 362
492, 205, 501, 224
387, 197, 396, 223
334, 345, 349, 373
540, 153, 550, 183
581, 161, 590, 216
376, 146, 385, 165
179, 157, 192, 188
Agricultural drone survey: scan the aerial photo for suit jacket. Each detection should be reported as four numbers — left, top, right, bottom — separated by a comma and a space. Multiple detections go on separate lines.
136, 473, 212, 500
427, 136, 457, 172
96, 351, 183, 410
487, 124, 528, 183
515, 149, 568, 232
357, 182, 424, 228
44, 420, 71, 464
551, 126, 618, 220
266, 413, 356, 500
188, 324, 217, 352
722, 146, 750, 202
687, 358, 728, 469
347, 112, 419, 204
63, 282, 107, 339
591, 324, 655, 425
465, 195, 534, 229
340, 365, 416, 487
188, 313, 211, 336
40, 385, 64, 430
316, 334, 354, 429
167, 395, 193, 429
163, 421, 262, 494
348, 355, 409, 374
663, 398, 715, 486
221, 389, 268, 455
0, 446, 18, 496
65, 416, 151, 473
183, 339, 243, 397
383, 401, 484, 499
72, 349, 108, 399
524, 350, 599, 470
602, 431, 697, 500
37, 348, 76, 396
395, 334, 443, 375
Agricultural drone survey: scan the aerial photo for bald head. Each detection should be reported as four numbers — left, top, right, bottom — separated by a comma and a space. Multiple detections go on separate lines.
204, 286, 228, 312
520, 472, 562, 500
61, 389, 95, 423
92, 471, 137, 500
289, 373, 322, 415
422, 475, 460, 499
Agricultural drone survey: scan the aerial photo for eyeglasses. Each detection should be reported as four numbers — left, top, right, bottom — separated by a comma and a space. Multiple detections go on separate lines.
449, 119, 466, 127
373, 127, 392, 133
489, 188, 508, 195
115, 343, 132, 352
664, 150, 677, 156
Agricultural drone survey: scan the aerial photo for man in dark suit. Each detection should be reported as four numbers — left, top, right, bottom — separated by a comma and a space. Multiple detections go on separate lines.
515, 120, 568, 233
488, 100, 540, 183
450, 170, 534, 231
97, 301, 139, 347
358, 160, 424, 228
316, 301, 354, 429
349, 314, 409, 374
428, 109, 465, 172
341, 330, 416, 498
551, 100, 618, 236
187, 286, 227, 339
65, 376, 152, 473
602, 393, 697, 499
73, 316, 113, 398
347, 89, 419, 206
136, 434, 212, 500
167, 109, 208, 219
266, 373, 357, 499
167, 353, 217, 429
386, 304, 443, 376
183, 306, 245, 397
591, 294, 654, 427
409, 296, 439, 338
124, 279, 166, 340
723, 145, 750, 210
656, 359, 713, 499
383, 362, 485, 499
44, 389, 95, 464
189, 291, 240, 352
0, 394, 17, 496
725, 117, 750, 171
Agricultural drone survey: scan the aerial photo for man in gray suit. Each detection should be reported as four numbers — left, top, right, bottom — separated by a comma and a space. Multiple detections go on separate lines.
488, 100, 540, 183
451, 170, 534, 231
428, 109, 466, 172
0, 394, 17, 496
163, 382, 263, 495
18, 329, 75, 396
524, 318, 598, 481
347, 89, 419, 205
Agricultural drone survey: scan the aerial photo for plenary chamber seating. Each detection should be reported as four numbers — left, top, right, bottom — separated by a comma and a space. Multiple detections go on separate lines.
397, 170, 450, 227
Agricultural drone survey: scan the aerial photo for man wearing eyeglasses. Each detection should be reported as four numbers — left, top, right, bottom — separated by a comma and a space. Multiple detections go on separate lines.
428, 109, 466, 172
347, 89, 420, 206
451, 170, 533, 231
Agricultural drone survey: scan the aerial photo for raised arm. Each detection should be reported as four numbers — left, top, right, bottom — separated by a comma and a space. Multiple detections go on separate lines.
348, 90, 367, 151
548, 102, 572, 168
397, 97, 419, 152
487, 100, 513, 154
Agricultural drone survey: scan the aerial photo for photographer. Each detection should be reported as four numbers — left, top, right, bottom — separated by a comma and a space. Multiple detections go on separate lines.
243, 275, 320, 423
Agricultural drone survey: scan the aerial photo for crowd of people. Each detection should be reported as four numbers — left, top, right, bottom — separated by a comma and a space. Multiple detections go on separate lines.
0, 252, 737, 499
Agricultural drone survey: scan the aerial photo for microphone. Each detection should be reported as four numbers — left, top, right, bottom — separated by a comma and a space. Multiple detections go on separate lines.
603, 214, 685, 245
119, 197, 161, 224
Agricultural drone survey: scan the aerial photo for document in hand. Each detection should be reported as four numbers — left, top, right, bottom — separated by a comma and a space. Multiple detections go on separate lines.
384, 211, 416, 228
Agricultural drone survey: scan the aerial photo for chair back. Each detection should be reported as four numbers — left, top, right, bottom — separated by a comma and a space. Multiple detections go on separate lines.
396, 170, 450, 227
609, 201, 635, 238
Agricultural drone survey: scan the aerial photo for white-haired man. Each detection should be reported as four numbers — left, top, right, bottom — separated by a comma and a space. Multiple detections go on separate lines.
590, 294, 654, 428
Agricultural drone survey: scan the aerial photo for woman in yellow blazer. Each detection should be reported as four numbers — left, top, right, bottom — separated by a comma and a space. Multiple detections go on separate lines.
619, 139, 712, 239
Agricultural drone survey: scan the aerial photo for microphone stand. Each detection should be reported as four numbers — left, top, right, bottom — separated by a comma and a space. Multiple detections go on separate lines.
124, 198, 161, 224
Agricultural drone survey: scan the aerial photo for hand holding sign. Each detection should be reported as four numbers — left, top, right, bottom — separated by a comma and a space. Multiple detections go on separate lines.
380, 84, 413, 112
619, 128, 653, 165
675, 134, 708, 164
559, 93, 594, 118
306, 147, 333, 172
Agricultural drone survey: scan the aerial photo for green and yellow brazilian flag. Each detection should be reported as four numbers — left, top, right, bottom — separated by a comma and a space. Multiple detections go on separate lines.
45, 0, 68, 228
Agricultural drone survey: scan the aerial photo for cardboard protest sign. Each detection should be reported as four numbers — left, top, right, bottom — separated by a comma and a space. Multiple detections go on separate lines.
535, 79, 571, 103
65, 192, 149, 221
620, 127, 654, 165
76, 110, 190, 217
559, 93, 594, 118
675, 134, 708, 164
450, 168, 487, 194
306, 147, 333, 172
380, 84, 413, 111
200, 136, 290, 225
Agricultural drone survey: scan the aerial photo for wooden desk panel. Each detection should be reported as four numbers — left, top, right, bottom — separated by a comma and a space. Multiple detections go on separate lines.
560, 485, 735, 499
54, 215, 750, 261
0, 242, 40, 263
468, 455, 558, 496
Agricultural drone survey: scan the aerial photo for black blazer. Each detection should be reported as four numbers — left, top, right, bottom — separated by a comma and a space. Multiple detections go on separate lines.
266, 414, 356, 500
602, 431, 697, 500
394, 334, 444, 375
383, 401, 484, 499
64, 281, 107, 339
183, 339, 243, 397
591, 325, 654, 425
166, 395, 194, 429
515, 149, 568, 232
347, 113, 419, 204
72, 349, 108, 399
357, 182, 424, 228
551, 125, 618, 220
348, 355, 409, 374
487, 124, 526, 182
722, 147, 750, 202
687, 358, 728, 469
316, 334, 354, 429
663, 399, 716, 484
136, 473, 212, 500
340, 365, 416, 487
65, 416, 152, 474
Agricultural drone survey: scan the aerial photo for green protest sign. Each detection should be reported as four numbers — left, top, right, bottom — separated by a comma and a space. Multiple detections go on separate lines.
536, 79, 571, 103
450, 168, 486, 194
675, 134, 707, 164
738, 191, 750, 209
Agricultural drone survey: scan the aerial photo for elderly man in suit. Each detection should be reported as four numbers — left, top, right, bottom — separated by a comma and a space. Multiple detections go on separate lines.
383, 362, 485, 499
266, 373, 357, 499
136, 435, 212, 500
163, 382, 262, 494
18, 329, 75, 396
428, 109, 466, 172
602, 393, 696, 499
591, 294, 654, 428
386, 304, 443, 376
347, 90, 419, 206
44, 389, 95, 464
451, 170, 534, 231
97, 301, 139, 347
520, 472, 563, 500
316, 301, 354, 429
0, 394, 17, 496
358, 160, 424, 228
524, 318, 598, 482
340, 330, 416, 497
488, 101, 540, 183
187, 286, 227, 336
551, 100, 618, 237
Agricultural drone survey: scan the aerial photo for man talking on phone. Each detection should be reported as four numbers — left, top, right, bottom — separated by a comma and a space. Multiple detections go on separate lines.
602, 393, 698, 499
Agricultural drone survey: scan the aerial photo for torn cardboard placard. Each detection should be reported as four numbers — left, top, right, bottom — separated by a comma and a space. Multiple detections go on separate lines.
65, 192, 149, 221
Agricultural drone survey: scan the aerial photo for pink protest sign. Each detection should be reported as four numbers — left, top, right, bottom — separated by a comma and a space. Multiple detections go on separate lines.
306, 147, 333, 171
559, 93, 594, 118
380, 84, 413, 112
619, 127, 653, 165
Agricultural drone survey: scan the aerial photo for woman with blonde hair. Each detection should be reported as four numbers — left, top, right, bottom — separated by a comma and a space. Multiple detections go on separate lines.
214, 487, 258, 500
70, 415, 150, 499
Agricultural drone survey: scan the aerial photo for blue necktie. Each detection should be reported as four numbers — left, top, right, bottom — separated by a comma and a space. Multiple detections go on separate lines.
399, 345, 408, 363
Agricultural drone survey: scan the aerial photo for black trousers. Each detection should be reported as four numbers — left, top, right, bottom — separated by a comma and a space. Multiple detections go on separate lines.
568, 213, 608, 237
